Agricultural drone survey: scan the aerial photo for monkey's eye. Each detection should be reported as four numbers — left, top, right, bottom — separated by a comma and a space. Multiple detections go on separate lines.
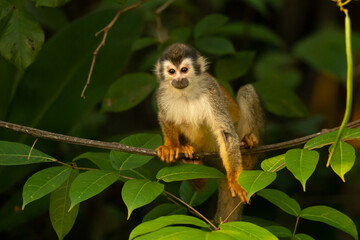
181, 67, 188, 73
168, 69, 175, 74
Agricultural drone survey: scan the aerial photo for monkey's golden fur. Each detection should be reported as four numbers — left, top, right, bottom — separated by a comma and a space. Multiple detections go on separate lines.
154, 43, 264, 222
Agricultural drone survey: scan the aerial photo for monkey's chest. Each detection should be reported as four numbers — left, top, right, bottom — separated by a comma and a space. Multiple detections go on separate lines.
163, 95, 218, 151
164, 95, 213, 126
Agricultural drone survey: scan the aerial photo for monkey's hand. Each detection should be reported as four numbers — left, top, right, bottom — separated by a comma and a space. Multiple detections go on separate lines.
240, 133, 259, 149
227, 172, 248, 204
156, 145, 194, 163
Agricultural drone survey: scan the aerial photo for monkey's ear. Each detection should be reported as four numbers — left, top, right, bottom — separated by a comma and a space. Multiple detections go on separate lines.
154, 60, 162, 81
198, 56, 209, 73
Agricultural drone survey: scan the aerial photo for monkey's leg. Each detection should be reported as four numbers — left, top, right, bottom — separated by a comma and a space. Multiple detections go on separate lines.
156, 117, 194, 163
213, 128, 248, 203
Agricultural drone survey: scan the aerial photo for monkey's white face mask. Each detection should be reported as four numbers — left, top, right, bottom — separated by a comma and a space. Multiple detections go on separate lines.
161, 58, 197, 90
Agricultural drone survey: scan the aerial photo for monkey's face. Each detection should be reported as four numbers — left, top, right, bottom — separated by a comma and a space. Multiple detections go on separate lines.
155, 43, 208, 90
162, 58, 195, 90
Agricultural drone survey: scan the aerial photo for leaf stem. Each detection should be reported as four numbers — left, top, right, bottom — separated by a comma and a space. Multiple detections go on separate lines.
223, 200, 243, 223
327, 9, 353, 167
164, 190, 219, 231
293, 216, 300, 237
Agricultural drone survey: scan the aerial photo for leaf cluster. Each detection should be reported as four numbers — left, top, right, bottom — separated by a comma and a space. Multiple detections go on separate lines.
0, 0, 360, 239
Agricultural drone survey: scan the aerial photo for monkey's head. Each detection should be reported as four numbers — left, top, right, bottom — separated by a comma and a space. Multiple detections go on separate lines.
155, 43, 208, 90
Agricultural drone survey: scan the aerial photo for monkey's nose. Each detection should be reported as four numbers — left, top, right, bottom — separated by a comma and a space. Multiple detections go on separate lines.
171, 78, 189, 89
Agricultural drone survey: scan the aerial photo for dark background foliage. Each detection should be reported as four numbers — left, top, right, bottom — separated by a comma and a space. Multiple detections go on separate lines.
0, 0, 359, 239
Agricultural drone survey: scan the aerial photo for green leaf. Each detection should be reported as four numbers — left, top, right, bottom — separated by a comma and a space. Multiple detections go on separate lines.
0, 9, 44, 70
27, 3, 68, 31
292, 233, 315, 240
242, 215, 279, 227
285, 149, 319, 191
131, 37, 157, 51
194, 14, 228, 38
209, 231, 243, 240
179, 178, 218, 207
101, 73, 157, 112
110, 133, 161, 170
129, 215, 209, 239
254, 52, 301, 89
195, 37, 235, 55
169, 27, 192, 43
238, 170, 277, 203
49, 169, 79, 240
265, 225, 292, 238
257, 188, 301, 217
156, 164, 225, 182
219, 221, 278, 240
293, 28, 360, 79
304, 128, 359, 150
0, 0, 13, 22
330, 141, 355, 182
0, 192, 49, 232
69, 170, 118, 210
254, 81, 308, 117
242, 0, 268, 16
73, 152, 113, 171
22, 166, 72, 209
7, 9, 143, 136
216, 22, 284, 47
215, 51, 255, 81
300, 206, 358, 240
261, 154, 286, 172
0, 141, 55, 165
134, 226, 207, 240
122, 179, 164, 219
34, 0, 71, 7
142, 203, 187, 222
0, 52, 17, 120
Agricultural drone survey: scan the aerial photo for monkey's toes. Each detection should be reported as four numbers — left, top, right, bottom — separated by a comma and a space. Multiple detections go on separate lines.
228, 179, 248, 204
156, 145, 179, 163
241, 133, 259, 148
181, 145, 194, 159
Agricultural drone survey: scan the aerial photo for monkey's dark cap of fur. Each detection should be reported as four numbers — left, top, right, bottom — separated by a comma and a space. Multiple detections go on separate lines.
159, 43, 199, 67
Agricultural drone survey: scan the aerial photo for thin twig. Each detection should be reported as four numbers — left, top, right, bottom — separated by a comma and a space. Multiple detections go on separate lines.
335, 0, 352, 12
155, 0, 175, 43
28, 138, 38, 160
223, 201, 243, 223
155, 0, 175, 14
164, 190, 219, 230
81, 1, 146, 99
0, 120, 359, 159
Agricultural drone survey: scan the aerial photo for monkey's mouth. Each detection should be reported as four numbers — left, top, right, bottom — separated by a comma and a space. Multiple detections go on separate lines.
171, 78, 189, 89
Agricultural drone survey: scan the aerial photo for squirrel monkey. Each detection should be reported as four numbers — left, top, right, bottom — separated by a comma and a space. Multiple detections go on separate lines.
154, 43, 264, 221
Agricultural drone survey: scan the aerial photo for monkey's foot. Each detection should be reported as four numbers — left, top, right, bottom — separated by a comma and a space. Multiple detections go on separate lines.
156, 145, 194, 163
240, 133, 259, 148
228, 174, 248, 204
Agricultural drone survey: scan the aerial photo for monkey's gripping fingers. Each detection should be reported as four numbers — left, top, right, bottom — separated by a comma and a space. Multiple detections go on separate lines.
156, 145, 194, 163
180, 145, 194, 159
156, 145, 179, 163
240, 133, 259, 149
227, 173, 248, 204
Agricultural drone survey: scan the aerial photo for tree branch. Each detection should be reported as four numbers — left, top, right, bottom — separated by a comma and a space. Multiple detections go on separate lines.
81, 0, 146, 99
0, 120, 359, 159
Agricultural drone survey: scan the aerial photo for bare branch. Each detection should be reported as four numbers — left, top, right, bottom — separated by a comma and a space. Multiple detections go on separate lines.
0, 120, 359, 159
155, 0, 176, 43
81, 0, 146, 99
164, 190, 219, 230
